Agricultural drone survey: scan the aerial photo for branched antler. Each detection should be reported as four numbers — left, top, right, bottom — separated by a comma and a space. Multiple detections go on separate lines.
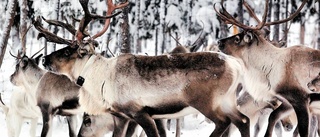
91, 0, 129, 39
33, 0, 128, 50
76, 0, 128, 41
215, 0, 307, 31
42, 16, 77, 35
33, 16, 74, 46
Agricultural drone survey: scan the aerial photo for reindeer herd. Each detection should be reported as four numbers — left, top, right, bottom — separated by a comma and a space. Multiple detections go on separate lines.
1, 0, 320, 137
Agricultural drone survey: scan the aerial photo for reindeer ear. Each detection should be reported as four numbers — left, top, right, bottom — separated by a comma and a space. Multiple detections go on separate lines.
34, 54, 43, 65
261, 27, 270, 38
20, 57, 29, 69
78, 47, 88, 56
243, 32, 253, 43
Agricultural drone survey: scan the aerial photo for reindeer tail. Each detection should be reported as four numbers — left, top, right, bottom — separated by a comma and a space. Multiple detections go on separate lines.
0, 93, 9, 115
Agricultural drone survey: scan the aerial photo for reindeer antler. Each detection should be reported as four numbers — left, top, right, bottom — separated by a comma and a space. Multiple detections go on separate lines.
34, 0, 128, 49
76, 0, 128, 41
0, 93, 5, 106
30, 47, 45, 59
42, 16, 77, 36
215, 0, 307, 30
9, 51, 22, 60
91, 0, 129, 39
33, 16, 74, 46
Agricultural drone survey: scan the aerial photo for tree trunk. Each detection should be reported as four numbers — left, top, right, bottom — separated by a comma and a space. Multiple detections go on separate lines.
267, 0, 272, 39
159, 0, 167, 54
300, 22, 305, 44
218, 3, 228, 38
272, 0, 280, 45
155, 28, 158, 55
237, 0, 243, 24
53, 0, 61, 51
119, 1, 130, 54
281, 0, 289, 47
20, 0, 28, 54
0, 0, 18, 68
317, 1, 320, 49
133, 0, 141, 53
186, 0, 192, 35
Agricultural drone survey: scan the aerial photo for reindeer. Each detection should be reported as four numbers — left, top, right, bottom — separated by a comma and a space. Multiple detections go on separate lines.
200, 42, 295, 137
78, 113, 139, 137
42, 41, 250, 137
215, 0, 320, 136
36, 0, 253, 136
9, 51, 83, 137
0, 89, 41, 137
77, 29, 224, 137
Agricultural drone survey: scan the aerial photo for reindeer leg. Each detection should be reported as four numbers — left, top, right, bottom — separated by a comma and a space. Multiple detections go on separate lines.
201, 110, 231, 137
133, 112, 159, 137
209, 118, 231, 137
283, 91, 310, 137
264, 100, 292, 137
155, 119, 167, 137
228, 111, 250, 137
125, 121, 138, 137
41, 113, 53, 137
274, 121, 283, 137
280, 115, 294, 132
66, 115, 78, 137
253, 120, 261, 137
309, 115, 317, 137
167, 119, 171, 131
39, 103, 53, 137
253, 109, 273, 137
112, 116, 130, 137
11, 115, 23, 137
292, 103, 310, 137
317, 115, 320, 137
175, 118, 181, 137
221, 124, 231, 137
30, 118, 38, 137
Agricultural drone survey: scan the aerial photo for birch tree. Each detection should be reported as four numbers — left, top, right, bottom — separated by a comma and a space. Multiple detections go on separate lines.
273, 0, 280, 45
317, 1, 320, 49
133, 0, 141, 53
20, 0, 27, 53
119, 0, 130, 53
0, 0, 18, 68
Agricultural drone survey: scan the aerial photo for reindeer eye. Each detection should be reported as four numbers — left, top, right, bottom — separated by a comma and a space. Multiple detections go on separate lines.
235, 36, 241, 43
244, 32, 253, 43
64, 49, 71, 56
83, 117, 91, 127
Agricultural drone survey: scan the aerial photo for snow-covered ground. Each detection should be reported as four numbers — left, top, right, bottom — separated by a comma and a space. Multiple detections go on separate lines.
0, 107, 297, 137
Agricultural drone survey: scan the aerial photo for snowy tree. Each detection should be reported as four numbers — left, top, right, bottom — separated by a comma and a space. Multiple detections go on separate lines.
0, 0, 17, 68
118, 0, 131, 53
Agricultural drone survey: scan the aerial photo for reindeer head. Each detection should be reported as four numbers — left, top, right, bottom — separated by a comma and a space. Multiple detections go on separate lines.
218, 29, 270, 58
308, 74, 320, 92
10, 51, 43, 86
42, 46, 78, 74
215, 0, 307, 57
78, 113, 114, 137
38, 0, 128, 74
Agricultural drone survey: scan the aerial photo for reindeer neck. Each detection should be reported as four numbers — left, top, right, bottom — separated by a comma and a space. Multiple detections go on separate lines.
242, 41, 286, 70
70, 55, 93, 82
240, 41, 288, 99
24, 67, 46, 91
